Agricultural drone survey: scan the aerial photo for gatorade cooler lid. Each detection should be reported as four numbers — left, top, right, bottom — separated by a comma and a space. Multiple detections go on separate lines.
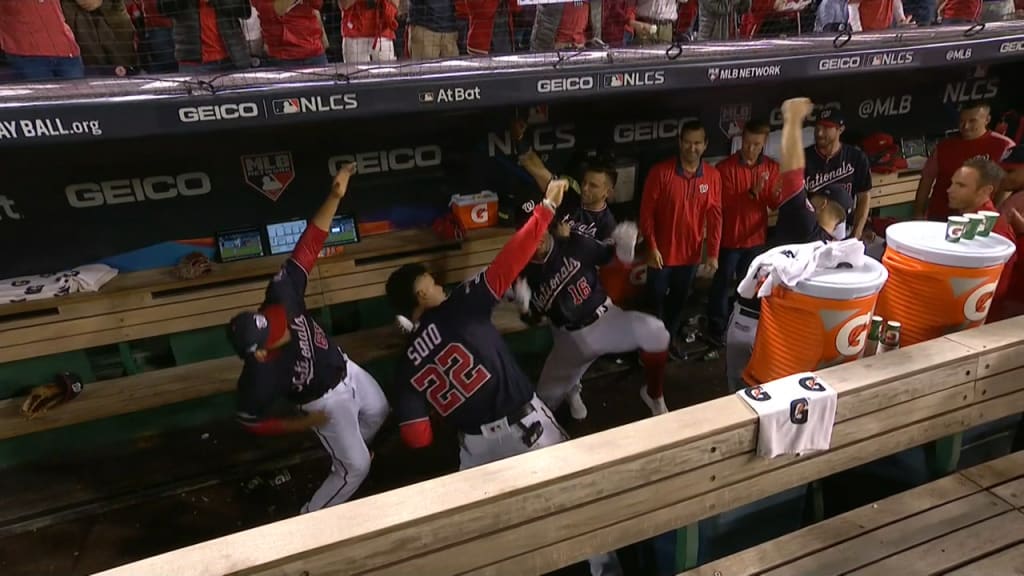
450, 191, 499, 207
886, 221, 1017, 269
792, 254, 889, 300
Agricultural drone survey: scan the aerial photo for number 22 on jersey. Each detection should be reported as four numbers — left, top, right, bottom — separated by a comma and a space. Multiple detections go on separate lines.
409, 324, 492, 416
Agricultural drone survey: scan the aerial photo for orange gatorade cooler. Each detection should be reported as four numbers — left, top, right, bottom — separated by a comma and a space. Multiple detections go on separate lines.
875, 221, 1017, 347
744, 251, 889, 386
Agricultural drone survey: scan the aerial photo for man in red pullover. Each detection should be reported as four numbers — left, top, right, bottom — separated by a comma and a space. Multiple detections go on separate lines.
914, 101, 1015, 221
946, 157, 1018, 322
640, 120, 723, 355
707, 119, 779, 345
254, 0, 328, 66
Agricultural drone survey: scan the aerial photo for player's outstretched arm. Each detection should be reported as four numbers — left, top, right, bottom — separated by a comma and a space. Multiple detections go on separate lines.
291, 163, 356, 274
483, 179, 566, 297
778, 98, 812, 205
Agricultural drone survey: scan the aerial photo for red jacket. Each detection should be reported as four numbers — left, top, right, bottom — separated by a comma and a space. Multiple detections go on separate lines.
989, 194, 1024, 321
716, 153, 780, 249
458, 0, 519, 54
0, 0, 80, 58
927, 131, 1015, 221
254, 0, 325, 60
343, 0, 398, 40
941, 0, 980, 21
640, 158, 722, 266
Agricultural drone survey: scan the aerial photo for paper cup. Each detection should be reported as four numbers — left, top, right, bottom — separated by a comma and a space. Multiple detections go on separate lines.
963, 213, 985, 240
946, 216, 968, 242
977, 210, 1000, 237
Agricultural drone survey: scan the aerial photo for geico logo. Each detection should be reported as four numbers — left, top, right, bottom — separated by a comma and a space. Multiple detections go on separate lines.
536, 77, 594, 93
835, 312, 871, 357
963, 281, 998, 322
1000, 41, 1024, 53
487, 125, 575, 157
66, 173, 212, 208
178, 103, 260, 123
328, 145, 442, 175
470, 204, 489, 223
613, 117, 698, 144
771, 101, 840, 126
818, 56, 861, 71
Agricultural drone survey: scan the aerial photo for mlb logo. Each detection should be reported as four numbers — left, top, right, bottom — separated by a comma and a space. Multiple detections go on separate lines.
719, 103, 751, 139
418, 91, 436, 103
707, 67, 720, 81
272, 99, 300, 115
869, 55, 883, 66
606, 74, 625, 88
241, 152, 296, 202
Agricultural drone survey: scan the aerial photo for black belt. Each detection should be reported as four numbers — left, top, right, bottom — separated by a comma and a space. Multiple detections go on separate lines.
562, 301, 610, 332
465, 400, 536, 436
636, 16, 675, 26
738, 306, 760, 320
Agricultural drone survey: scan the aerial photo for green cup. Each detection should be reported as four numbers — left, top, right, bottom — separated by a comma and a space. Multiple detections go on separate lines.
963, 213, 984, 240
946, 216, 968, 243
977, 210, 1000, 237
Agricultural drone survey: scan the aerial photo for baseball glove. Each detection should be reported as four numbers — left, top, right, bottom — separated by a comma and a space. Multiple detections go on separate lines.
21, 372, 84, 419
175, 252, 213, 280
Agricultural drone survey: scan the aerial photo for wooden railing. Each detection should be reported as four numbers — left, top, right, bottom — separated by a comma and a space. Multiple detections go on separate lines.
95, 315, 1024, 576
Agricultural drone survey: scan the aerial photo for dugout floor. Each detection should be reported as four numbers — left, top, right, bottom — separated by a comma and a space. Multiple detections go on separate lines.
0, 348, 729, 576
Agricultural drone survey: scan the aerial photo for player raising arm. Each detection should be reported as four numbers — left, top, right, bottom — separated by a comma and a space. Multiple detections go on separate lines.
385, 179, 570, 470
513, 207, 672, 419
227, 164, 390, 514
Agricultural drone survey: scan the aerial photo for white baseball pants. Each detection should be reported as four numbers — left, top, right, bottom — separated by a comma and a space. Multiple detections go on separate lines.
300, 357, 390, 513
725, 303, 759, 393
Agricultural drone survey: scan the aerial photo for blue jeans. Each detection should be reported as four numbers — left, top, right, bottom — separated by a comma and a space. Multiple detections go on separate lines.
647, 265, 698, 337
263, 54, 329, 68
141, 27, 177, 73
6, 54, 84, 80
707, 246, 762, 339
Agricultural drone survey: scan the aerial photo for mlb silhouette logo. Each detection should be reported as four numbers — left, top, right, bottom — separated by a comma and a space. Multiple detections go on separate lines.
607, 74, 624, 88
707, 68, 720, 81
241, 152, 295, 201
272, 99, 301, 115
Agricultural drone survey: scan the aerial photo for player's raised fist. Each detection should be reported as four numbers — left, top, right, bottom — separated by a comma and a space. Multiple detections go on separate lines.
781, 97, 813, 121
331, 162, 357, 198
545, 178, 568, 208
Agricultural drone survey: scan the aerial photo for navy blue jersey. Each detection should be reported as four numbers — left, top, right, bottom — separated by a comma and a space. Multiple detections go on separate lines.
557, 197, 617, 242
522, 234, 613, 328
774, 187, 836, 246
236, 259, 348, 422
803, 144, 873, 220
393, 272, 535, 432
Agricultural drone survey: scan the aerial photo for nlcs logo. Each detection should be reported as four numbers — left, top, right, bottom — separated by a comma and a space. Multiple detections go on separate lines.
963, 281, 997, 323
835, 313, 872, 357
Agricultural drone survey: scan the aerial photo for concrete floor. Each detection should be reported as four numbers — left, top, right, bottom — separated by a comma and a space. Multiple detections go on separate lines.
0, 350, 729, 576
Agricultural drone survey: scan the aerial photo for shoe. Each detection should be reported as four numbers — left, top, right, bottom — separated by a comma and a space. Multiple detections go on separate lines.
568, 391, 588, 420
640, 387, 669, 416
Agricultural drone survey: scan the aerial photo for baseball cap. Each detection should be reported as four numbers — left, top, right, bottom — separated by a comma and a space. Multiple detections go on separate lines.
809, 183, 853, 214
228, 305, 287, 358
816, 109, 845, 128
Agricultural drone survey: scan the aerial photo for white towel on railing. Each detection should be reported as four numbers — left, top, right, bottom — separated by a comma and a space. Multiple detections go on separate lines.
737, 372, 838, 458
0, 264, 118, 304
737, 239, 865, 300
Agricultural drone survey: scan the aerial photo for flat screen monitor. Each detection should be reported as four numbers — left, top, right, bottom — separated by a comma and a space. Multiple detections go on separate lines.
216, 227, 265, 263
325, 214, 360, 247
266, 219, 309, 255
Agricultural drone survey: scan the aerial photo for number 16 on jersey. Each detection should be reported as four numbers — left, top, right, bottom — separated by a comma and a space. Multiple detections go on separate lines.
409, 324, 493, 416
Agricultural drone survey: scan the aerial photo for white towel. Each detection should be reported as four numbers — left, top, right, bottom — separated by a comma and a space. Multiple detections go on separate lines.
737, 239, 865, 300
0, 264, 118, 304
737, 372, 838, 458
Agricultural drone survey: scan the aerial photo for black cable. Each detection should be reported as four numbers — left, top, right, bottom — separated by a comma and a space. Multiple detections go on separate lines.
964, 21, 986, 36
666, 42, 683, 60
832, 23, 852, 49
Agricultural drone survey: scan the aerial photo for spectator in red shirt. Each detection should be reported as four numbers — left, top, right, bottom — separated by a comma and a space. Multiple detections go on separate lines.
600, 0, 637, 46
340, 0, 399, 62
254, 0, 328, 66
939, 0, 981, 22
914, 101, 1015, 221
458, 0, 518, 54
640, 121, 723, 353
159, 0, 253, 72
532, 1, 590, 50
706, 120, 779, 344
0, 0, 84, 80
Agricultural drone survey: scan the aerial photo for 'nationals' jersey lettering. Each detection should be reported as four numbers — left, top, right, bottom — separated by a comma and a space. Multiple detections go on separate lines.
524, 235, 613, 328
535, 256, 583, 310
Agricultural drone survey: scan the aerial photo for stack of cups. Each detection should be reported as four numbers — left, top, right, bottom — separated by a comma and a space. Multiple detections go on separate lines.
946, 211, 1001, 243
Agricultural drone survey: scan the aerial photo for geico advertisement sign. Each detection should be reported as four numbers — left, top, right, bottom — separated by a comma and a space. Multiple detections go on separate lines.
613, 117, 698, 144
328, 145, 443, 175
66, 173, 212, 208
178, 103, 261, 123
770, 101, 840, 127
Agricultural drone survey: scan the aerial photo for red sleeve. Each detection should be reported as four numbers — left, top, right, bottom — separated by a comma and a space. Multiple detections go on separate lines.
993, 221, 1018, 306
483, 202, 555, 297
640, 165, 662, 253
778, 168, 805, 206
241, 418, 289, 436
921, 153, 938, 181
761, 163, 783, 209
291, 224, 329, 274
706, 172, 723, 259
399, 419, 434, 449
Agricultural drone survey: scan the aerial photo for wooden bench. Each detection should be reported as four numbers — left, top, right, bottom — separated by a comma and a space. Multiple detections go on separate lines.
684, 450, 1024, 576
0, 227, 513, 365
768, 170, 920, 226
94, 317, 1024, 576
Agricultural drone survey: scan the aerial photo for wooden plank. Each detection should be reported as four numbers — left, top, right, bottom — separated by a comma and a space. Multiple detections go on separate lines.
682, 474, 984, 576
869, 190, 915, 208
961, 451, 1024, 490
94, 335, 983, 576
977, 367, 1024, 402
845, 510, 1024, 576
761, 492, 1011, 576
466, 391, 1024, 576
992, 479, 1024, 510
945, 316, 1024, 376
943, 542, 1024, 575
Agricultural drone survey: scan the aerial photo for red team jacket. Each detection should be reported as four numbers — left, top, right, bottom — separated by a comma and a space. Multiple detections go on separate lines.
253, 0, 325, 60
457, 0, 519, 54
640, 158, 723, 266
343, 0, 399, 40
716, 153, 781, 249
926, 131, 1015, 221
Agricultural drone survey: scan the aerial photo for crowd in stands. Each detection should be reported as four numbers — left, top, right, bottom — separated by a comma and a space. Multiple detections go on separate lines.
0, 0, 1022, 80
